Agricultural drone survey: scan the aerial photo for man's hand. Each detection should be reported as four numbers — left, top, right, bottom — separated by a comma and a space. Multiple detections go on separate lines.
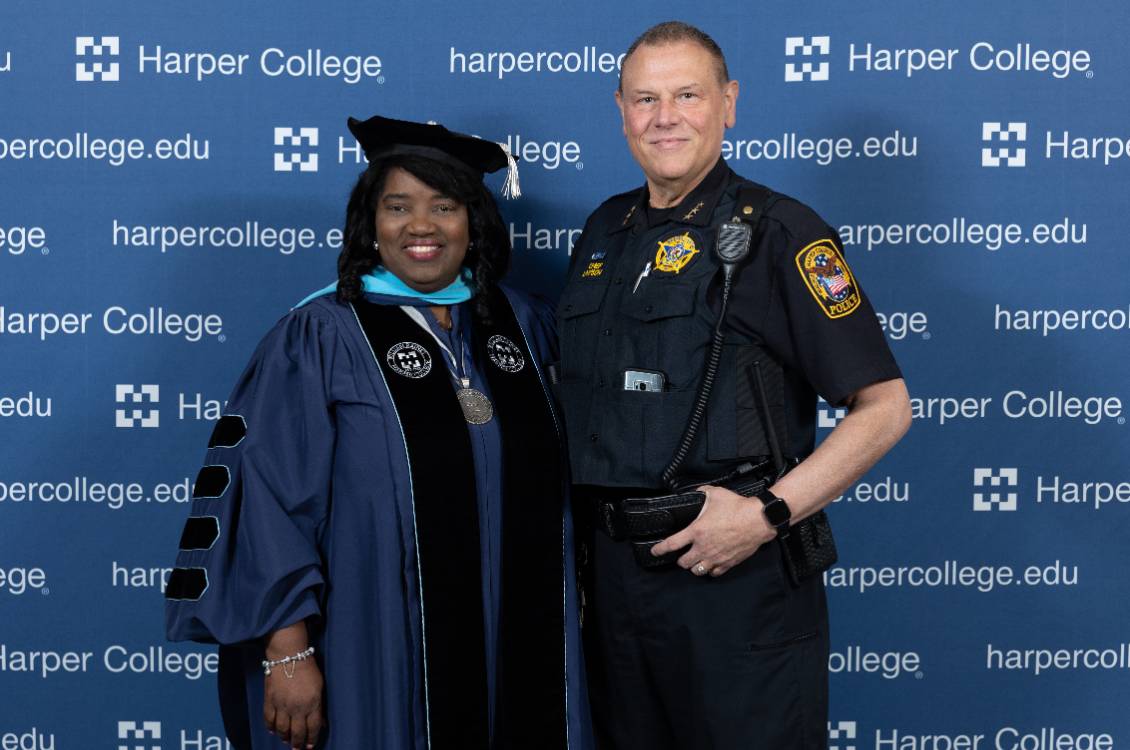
650, 485, 777, 577
264, 621, 324, 749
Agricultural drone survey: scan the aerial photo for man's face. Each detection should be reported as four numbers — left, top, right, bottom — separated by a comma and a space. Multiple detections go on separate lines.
616, 40, 738, 193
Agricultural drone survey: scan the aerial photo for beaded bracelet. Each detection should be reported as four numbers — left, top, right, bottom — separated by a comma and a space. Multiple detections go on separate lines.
261, 646, 315, 678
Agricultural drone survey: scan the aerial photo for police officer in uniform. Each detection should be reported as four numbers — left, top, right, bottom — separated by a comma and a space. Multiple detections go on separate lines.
556, 22, 912, 750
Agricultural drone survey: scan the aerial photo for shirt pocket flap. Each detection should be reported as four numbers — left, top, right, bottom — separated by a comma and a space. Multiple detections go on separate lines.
558, 284, 607, 320
621, 287, 696, 322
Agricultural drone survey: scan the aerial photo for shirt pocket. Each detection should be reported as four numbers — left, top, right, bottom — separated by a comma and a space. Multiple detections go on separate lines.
619, 282, 704, 390
557, 280, 610, 382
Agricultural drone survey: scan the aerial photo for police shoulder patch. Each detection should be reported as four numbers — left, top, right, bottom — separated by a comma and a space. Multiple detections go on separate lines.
795, 239, 861, 319
654, 231, 701, 274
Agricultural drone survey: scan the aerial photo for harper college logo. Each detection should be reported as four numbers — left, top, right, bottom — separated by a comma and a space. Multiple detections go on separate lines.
274, 127, 319, 172
982, 122, 1027, 167
973, 467, 1018, 511
785, 36, 830, 82
115, 384, 160, 428
828, 720, 857, 750
818, 397, 847, 428
76, 35, 120, 82
117, 720, 161, 750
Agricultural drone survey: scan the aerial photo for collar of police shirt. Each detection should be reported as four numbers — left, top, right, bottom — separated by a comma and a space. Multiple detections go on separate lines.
613, 156, 732, 234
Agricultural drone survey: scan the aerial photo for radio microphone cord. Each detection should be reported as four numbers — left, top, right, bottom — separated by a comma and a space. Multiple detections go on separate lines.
661, 221, 751, 490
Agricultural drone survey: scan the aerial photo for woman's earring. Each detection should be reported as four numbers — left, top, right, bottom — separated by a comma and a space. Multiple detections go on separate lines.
372, 240, 379, 251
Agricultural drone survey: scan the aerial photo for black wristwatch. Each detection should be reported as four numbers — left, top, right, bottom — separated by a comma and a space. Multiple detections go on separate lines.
755, 488, 791, 539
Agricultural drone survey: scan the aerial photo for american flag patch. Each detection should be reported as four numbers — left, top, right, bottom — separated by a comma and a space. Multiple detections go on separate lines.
823, 273, 849, 297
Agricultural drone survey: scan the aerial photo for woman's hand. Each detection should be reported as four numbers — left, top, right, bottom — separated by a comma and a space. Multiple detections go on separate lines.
264, 622, 324, 749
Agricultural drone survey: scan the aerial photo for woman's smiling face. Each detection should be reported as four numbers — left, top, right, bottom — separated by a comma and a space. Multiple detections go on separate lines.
374, 166, 470, 292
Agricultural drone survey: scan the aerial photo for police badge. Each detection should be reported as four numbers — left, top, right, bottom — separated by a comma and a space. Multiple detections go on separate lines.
654, 232, 701, 274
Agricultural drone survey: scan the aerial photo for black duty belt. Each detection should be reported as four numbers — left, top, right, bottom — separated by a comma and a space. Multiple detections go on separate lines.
589, 471, 775, 569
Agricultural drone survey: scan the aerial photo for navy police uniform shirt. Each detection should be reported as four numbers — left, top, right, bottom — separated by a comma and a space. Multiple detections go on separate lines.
557, 158, 901, 488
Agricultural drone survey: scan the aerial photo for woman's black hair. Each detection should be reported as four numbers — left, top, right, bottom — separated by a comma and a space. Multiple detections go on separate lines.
336, 155, 511, 321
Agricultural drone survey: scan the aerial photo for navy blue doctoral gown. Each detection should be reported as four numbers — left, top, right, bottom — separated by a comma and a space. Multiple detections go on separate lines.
166, 287, 592, 750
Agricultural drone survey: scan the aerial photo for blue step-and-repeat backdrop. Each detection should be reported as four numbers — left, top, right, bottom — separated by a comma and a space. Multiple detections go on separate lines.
2, 1, 1129, 748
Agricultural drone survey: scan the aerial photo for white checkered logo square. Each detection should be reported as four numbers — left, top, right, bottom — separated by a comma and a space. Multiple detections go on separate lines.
273, 127, 319, 172
973, 468, 1018, 511
115, 384, 160, 428
818, 398, 847, 429
981, 122, 1027, 167
828, 720, 857, 750
785, 36, 830, 82
75, 35, 120, 82
117, 720, 161, 750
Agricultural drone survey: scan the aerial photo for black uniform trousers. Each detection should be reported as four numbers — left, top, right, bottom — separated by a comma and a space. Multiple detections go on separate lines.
582, 496, 830, 750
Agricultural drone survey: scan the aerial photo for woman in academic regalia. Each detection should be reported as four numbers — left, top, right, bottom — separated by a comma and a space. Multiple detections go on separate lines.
165, 116, 592, 750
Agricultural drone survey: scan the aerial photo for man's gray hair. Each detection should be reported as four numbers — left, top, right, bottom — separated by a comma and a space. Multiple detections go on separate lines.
619, 21, 730, 91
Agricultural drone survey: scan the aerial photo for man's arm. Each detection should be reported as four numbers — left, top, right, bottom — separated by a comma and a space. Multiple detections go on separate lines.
770, 377, 911, 523
650, 377, 911, 576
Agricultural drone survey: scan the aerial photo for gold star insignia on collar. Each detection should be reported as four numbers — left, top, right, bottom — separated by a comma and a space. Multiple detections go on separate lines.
622, 205, 637, 225
682, 201, 704, 221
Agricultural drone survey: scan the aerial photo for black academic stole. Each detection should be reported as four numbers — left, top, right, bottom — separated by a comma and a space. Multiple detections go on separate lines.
352, 293, 567, 750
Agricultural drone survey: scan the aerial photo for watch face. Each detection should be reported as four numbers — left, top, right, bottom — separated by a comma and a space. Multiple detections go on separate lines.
763, 497, 791, 526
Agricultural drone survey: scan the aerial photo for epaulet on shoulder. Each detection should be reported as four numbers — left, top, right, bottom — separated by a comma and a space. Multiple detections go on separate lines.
761, 194, 829, 239
590, 186, 643, 220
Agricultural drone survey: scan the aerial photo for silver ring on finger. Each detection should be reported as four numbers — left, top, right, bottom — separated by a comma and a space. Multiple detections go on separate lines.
694, 562, 708, 576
